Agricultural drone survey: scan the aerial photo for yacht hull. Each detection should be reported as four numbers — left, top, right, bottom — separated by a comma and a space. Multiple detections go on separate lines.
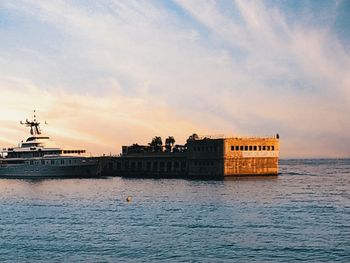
0, 159, 101, 178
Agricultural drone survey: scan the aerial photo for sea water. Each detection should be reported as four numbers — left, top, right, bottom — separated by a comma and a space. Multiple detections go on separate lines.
0, 159, 349, 262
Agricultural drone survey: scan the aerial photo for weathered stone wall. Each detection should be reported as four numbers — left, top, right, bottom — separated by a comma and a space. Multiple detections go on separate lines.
223, 137, 279, 176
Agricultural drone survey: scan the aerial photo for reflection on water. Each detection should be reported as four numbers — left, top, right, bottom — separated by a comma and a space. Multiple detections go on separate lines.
0, 159, 349, 262
224, 175, 279, 181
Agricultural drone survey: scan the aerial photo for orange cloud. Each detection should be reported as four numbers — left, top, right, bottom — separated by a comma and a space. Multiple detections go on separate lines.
0, 79, 200, 155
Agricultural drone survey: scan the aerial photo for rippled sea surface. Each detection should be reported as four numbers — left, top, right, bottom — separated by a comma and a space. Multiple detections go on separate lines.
0, 159, 349, 262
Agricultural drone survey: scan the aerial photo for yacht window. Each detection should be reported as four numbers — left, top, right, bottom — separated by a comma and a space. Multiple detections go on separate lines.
240, 146, 244, 151
249, 146, 253, 151
267, 146, 271, 151
236, 146, 239, 151
231, 146, 235, 151
263, 146, 266, 151
244, 146, 248, 151
271, 146, 275, 151
26, 137, 49, 142
254, 146, 257, 151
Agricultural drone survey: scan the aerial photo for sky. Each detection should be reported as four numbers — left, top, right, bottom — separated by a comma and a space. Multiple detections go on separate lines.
0, 0, 350, 158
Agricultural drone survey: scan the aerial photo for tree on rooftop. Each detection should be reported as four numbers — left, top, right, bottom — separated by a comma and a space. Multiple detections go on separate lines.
149, 136, 163, 152
165, 136, 175, 152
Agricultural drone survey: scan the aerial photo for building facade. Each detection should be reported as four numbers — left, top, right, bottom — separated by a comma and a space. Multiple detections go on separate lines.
100, 135, 280, 179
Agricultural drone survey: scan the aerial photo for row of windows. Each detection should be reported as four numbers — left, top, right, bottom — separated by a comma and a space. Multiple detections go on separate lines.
7, 151, 60, 158
118, 161, 187, 172
231, 145, 275, 151
45, 151, 61, 155
63, 150, 85, 154
193, 161, 215, 166
28, 159, 78, 166
192, 146, 218, 152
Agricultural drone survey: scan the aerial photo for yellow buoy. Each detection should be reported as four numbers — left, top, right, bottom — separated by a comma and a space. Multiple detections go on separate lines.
126, 196, 132, 202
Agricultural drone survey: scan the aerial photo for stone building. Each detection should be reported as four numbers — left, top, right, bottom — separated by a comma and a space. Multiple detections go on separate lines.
100, 134, 279, 178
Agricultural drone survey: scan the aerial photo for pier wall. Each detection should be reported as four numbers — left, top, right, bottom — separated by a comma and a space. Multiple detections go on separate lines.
99, 154, 187, 178
223, 137, 279, 176
99, 136, 280, 178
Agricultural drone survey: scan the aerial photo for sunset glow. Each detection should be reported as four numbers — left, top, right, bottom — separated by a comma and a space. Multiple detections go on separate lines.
1, 1, 350, 157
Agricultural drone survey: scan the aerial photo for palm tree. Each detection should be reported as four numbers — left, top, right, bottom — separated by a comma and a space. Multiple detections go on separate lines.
165, 136, 176, 152
149, 136, 163, 152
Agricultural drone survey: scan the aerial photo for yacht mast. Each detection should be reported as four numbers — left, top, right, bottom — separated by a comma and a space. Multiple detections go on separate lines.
20, 110, 46, 136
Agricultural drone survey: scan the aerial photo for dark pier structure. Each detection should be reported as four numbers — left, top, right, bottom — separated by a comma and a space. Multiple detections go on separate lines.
100, 133, 280, 179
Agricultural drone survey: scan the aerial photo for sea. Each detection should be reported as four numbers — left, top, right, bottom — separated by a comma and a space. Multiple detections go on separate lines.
0, 159, 349, 262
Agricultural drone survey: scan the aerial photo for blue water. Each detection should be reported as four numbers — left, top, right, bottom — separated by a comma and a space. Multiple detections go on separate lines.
0, 159, 349, 262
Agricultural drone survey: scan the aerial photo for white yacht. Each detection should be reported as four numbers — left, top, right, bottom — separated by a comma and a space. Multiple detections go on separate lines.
0, 112, 102, 178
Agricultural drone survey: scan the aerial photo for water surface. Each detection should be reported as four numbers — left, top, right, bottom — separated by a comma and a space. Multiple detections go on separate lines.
0, 159, 349, 262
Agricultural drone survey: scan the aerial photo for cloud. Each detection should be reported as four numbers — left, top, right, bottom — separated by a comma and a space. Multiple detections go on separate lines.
0, 0, 349, 157
0, 77, 201, 155
173, 0, 350, 157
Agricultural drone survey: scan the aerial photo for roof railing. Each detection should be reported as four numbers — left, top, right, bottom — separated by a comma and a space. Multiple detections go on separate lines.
197, 134, 279, 140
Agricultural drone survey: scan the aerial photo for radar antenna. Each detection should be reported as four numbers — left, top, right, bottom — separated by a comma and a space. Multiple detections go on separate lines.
20, 110, 47, 136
